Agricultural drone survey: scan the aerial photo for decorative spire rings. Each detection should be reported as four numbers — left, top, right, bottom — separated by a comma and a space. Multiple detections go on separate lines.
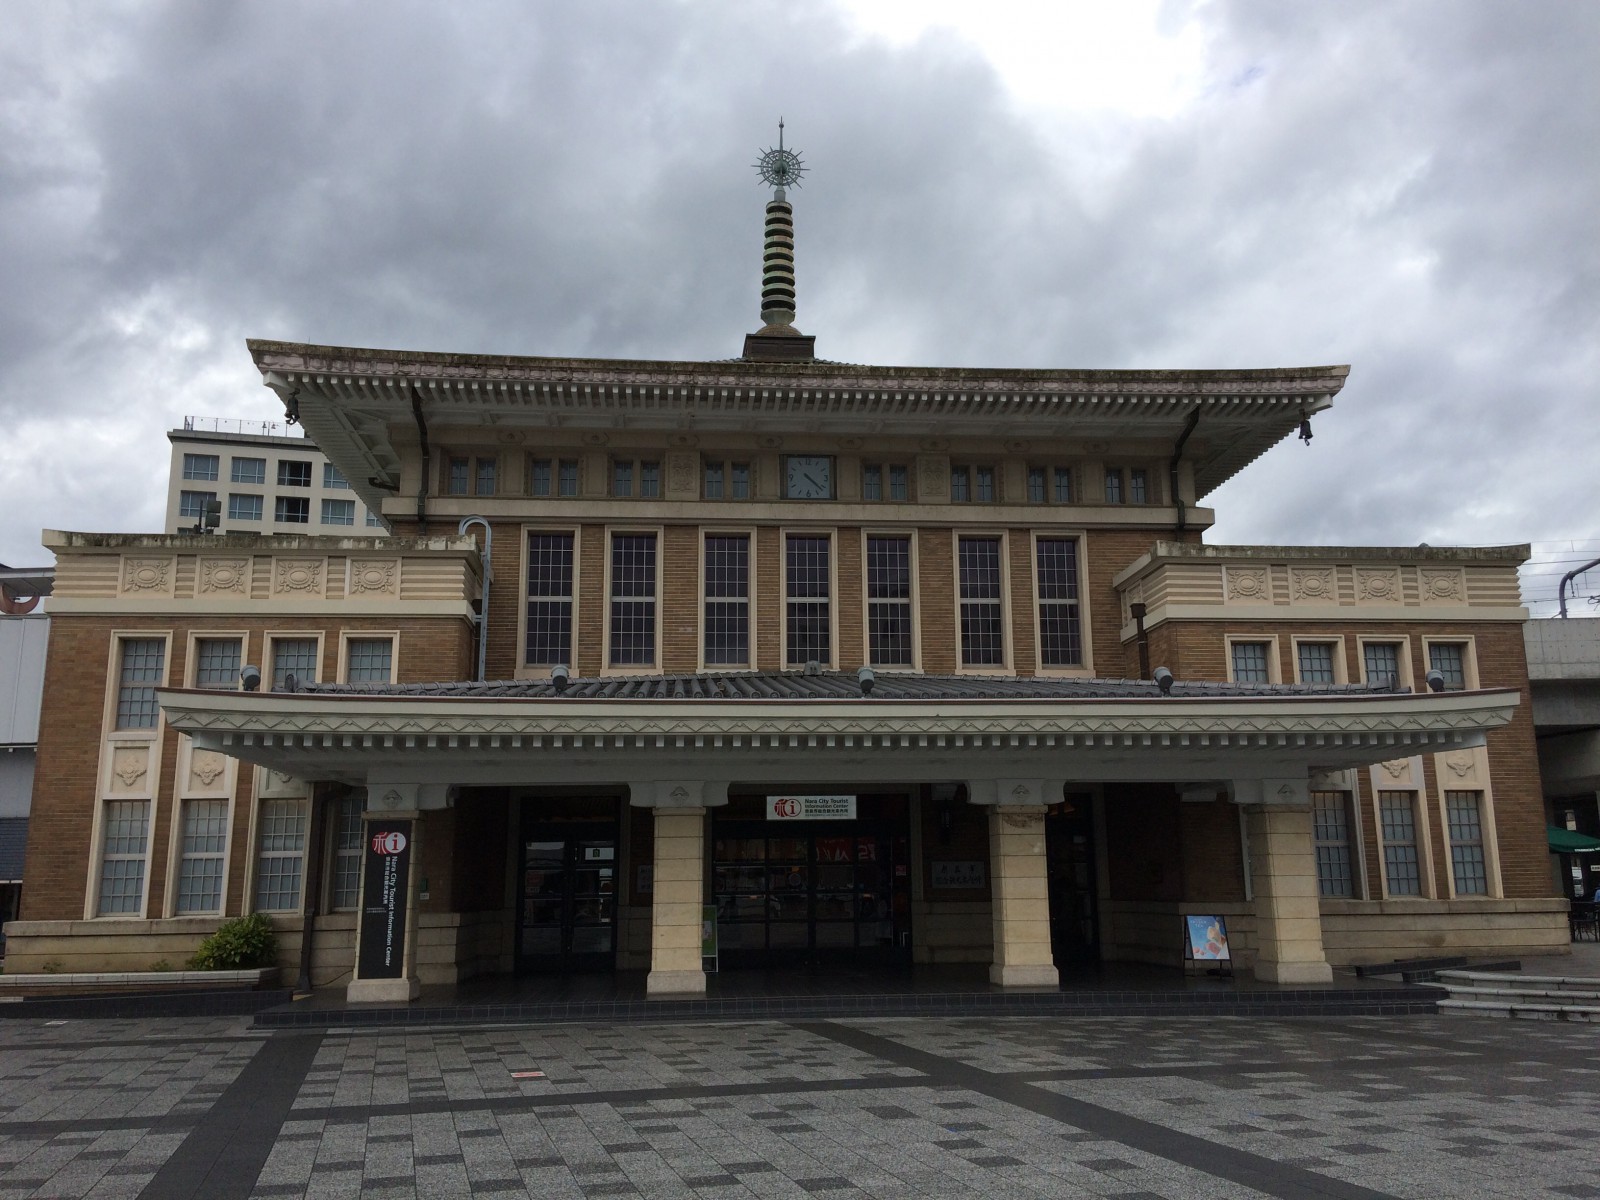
754, 119, 803, 333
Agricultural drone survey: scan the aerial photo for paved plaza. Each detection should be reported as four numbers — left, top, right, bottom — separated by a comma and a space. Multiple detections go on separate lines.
0, 1009, 1597, 1199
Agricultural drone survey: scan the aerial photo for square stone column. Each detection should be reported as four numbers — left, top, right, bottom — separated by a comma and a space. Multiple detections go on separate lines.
986, 805, 1060, 989
647, 805, 708, 996
1245, 804, 1334, 984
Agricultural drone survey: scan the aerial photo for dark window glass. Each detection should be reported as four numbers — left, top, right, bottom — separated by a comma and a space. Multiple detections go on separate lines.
323, 463, 349, 489
1231, 642, 1270, 683
182, 453, 218, 481
179, 490, 215, 521
346, 638, 393, 684
1297, 642, 1336, 684
231, 457, 266, 484
730, 462, 750, 499
1104, 468, 1124, 504
1129, 468, 1148, 504
1429, 643, 1467, 690
866, 535, 913, 667
529, 458, 552, 496
1380, 792, 1420, 895
526, 532, 575, 665
474, 457, 497, 497
958, 537, 1004, 666
320, 499, 355, 526
1026, 467, 1046, 503
888, 465, 908, 500
639, 460, 660, 499
609, 533, 657, 666
704, 463, 724, 500
1446, 791, 1487, 895
271, 638, 318, 691
1036, 538, 1082, 667
1312, 791, 1354, 897
703, 535, 750, 666
1364, 642, 1402, 687
278, 459, 312, 488
194, 638, 241, 689
974, 466, 995, 502
950, 467, 969, 502
274, 496, 309, 523
558, 460, 579, 496
862, 465, 882, 501
785, 534, 831, 666
612, 461, 633, 498
228, 494, 262, 521
1053, 467, 1072, 503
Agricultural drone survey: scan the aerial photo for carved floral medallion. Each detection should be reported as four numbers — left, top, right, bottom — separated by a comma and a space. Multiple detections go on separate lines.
1225, 567, 1269, 602
274, 558, 324, 595
122, 557, 173, 594
348, 559, 398, 595
199, 558, 249, 595
1290, 568, 1334, 602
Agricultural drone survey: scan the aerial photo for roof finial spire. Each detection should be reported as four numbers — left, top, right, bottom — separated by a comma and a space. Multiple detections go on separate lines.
750, 120, 806, 343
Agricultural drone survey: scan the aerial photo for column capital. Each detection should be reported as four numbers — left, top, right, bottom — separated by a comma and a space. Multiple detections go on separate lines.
1231, 777, 1309, 808
368, 783, 454, 811
630, 781, 729, 809
965, 778, 1062, 808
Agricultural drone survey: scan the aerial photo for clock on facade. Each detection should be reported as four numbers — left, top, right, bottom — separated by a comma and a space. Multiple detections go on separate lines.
783, 455, 833, 499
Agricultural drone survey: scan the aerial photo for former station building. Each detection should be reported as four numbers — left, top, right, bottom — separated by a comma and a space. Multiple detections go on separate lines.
4, 156, 1565, 1000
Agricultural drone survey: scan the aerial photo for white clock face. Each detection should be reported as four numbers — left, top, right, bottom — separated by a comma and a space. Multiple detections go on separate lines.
785, 456, 833, 499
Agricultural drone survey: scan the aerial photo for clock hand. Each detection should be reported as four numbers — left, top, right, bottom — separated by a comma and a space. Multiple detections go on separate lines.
804, 473, 822, 489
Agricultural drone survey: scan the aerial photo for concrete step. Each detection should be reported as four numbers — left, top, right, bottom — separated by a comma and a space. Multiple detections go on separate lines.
1436, 970, 1600, 990
1438, 997, 1600, 1022
1433, 983, 1600, 1003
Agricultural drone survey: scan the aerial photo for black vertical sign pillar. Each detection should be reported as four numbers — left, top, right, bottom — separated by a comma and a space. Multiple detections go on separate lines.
358, 819, 414, 980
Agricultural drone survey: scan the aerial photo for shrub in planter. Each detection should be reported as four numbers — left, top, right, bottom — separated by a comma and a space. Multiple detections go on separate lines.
187, 914, 277, 971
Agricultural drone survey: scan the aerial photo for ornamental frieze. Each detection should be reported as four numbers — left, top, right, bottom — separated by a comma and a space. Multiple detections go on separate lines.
198, 557, 250, 596
121, 556, 174, 595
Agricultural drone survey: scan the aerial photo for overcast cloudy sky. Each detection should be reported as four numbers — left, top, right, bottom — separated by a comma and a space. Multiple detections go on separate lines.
2, 1, 1596, 612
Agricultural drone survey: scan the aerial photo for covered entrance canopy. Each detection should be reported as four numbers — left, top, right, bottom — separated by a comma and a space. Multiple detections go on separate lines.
160, 672, 1520, 998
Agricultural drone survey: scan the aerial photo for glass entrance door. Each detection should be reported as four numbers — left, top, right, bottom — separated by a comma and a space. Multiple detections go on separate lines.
712, 824, 910, 966
518, 823, 616, 973
1047, 795, 1100, 967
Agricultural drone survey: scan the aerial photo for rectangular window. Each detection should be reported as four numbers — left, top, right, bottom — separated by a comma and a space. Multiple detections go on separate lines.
445, 455, 496, 497
558, 460, 579, 497
1297, 642, 1337, 684
1129, 468, 1149, 504
179, 490, 215, 521
174, 799, 228, 914
365, 510, 385, 528
865, 535, 913, 667
638, 460, 660, 499
973, 466, 995, 502
1312, 791, 1355, 898
704, 463, 725, 500
703, 534, 750, 667
1036, 537, 1082, 667
330, 794, 365, 911
115, 638, 165, 729
1364, 641, 1402, 687
447, 456, 470, 496
97, 800, 150, 915
888, 465, 907, 500
1105, 468, 1124, 504
183, 453, 219, 481
1026, 468, 1046, 504
320, 498, 355, 526
476, 457, 499, 495
526, 532, 575, 666
1053, 467, 1072, 503
1446, 791, 1488, 895
274, 496, 309, 524
228, 494, 262, 522
731, 462, 751, 499
612, 461, 633, 498
231, 457, 265, 485
863, 465, 882, 501
785, 534, 832, 667
528, 458, 553, 496
1379, 791, 1421, 896
322, 463, 349, 489
346, 638, 393, 684
1230, 641, 1271, 684
255, 799, 306, 911
278, 460, 312, 488
958, 536, 1005, 667
1429, 642, 1467, 691
949, 466, 970, 502
609, 532, 658, 667
195, 638, 242, 689
270, 638, 318, 691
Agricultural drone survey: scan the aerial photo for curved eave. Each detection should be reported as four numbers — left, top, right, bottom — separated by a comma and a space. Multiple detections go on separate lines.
250, 341, 1348, 505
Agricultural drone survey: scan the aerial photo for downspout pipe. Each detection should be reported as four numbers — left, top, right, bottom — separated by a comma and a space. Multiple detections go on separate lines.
1169, 407, 1201, 534
409, 384, 430, 534
1558, 555, 1600, 617
458, 517, 494, 681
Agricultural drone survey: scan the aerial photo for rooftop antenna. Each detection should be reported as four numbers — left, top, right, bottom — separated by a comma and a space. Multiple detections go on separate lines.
744, 119, 816, 361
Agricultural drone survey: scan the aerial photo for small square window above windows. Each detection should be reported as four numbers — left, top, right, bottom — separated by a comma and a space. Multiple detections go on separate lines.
320, 498, 355, 526
274, 496, 309, 524
277, 459, 312, 488
182, 453, 219, 481
231, 457, 266, 484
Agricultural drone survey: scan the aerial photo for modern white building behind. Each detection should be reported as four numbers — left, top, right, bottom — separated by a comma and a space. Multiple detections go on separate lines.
165, 418, 388, 536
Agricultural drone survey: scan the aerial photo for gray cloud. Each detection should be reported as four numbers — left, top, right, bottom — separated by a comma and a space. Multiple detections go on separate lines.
0, 0, 1595, 609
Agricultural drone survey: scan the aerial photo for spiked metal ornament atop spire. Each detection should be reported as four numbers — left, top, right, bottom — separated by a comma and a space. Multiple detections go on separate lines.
754, 117, 806, 197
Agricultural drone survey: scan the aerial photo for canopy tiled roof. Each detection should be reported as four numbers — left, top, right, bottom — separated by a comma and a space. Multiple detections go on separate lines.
295, 671, 1408, 702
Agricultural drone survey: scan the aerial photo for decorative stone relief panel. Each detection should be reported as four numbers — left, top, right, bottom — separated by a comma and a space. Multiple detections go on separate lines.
273, 558, 326, 597
1355, 568, 1402, 605
107, 745, 152, 794
121, 556, 175, 596
1373, 757, 1415, 786
1437, 748, 1482, 784
185, 746, 232, 794
1223, 566, 1270, 603
917, 455, 949, 499
198, 557, 250, 596
1419, 568, 1466, 604
665, 451, 698, 500
347, 558, 399, 597
1289, 567, 1336, 604
257, 767, 307, 798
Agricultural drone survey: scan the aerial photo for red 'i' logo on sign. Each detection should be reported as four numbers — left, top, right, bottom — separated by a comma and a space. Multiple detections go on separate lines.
773, 798, 800, 818
371, 830, 407, 855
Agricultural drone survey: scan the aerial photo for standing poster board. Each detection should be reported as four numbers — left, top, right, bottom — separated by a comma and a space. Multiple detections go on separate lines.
702, 904, 719, 973
1183, 914, 1232, 976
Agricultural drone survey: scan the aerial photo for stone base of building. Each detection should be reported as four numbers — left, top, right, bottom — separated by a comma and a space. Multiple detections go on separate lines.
647, 969, 707, 997
1253, 959, 1334, 984
346, 976, 420, 1003
989, 963, 1060, 989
